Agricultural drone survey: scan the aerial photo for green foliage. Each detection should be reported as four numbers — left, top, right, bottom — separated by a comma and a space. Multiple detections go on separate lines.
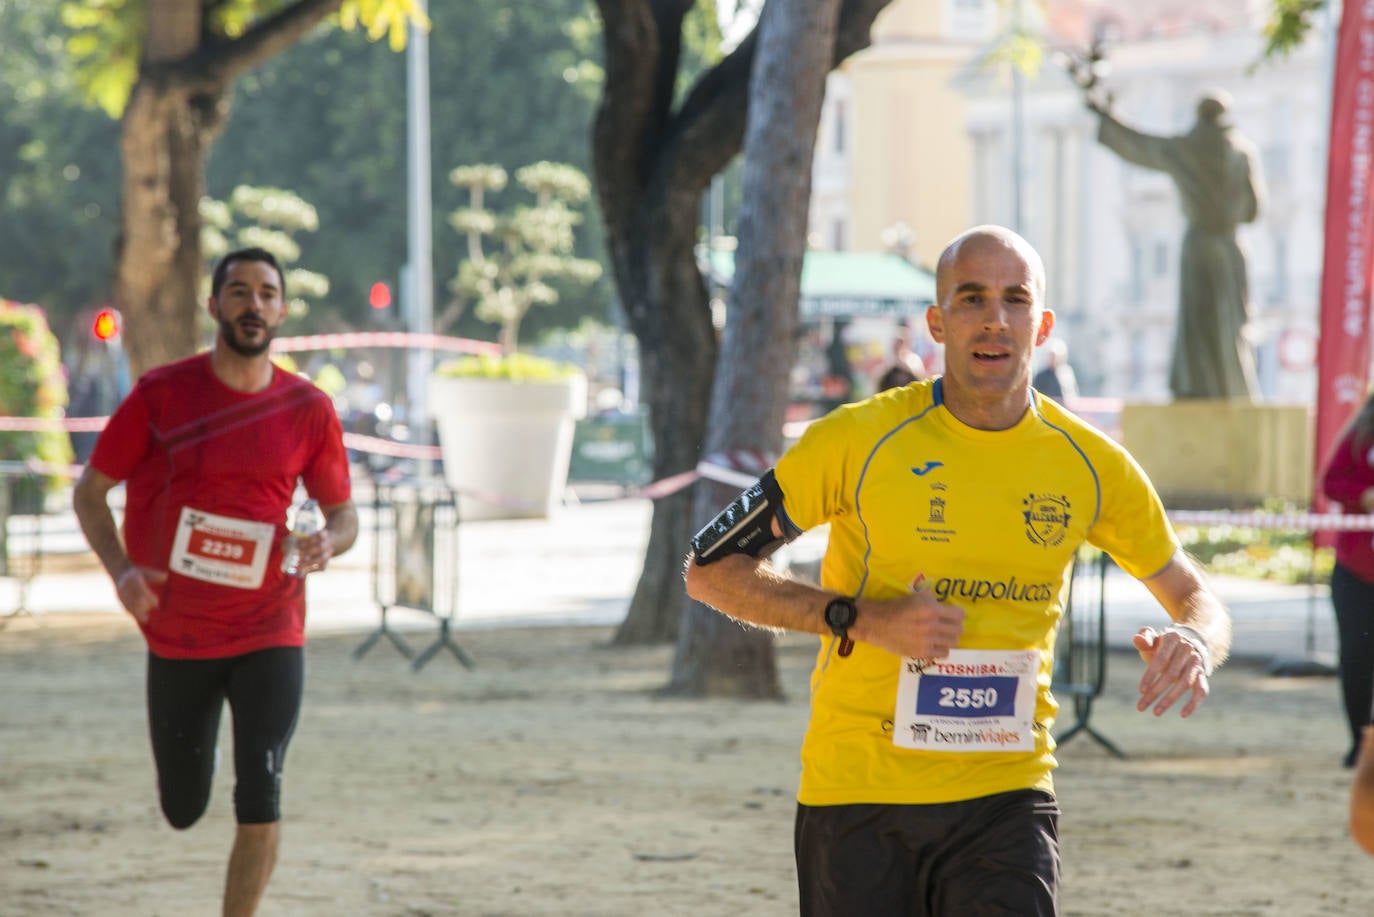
60, 0, 143, 117
1, 0, 609, 345
205, 0, 609, 339
0, 299, 74, 491
975, 0, 1049, 80
312, 362, 347, 396
60, 0, 428, 117
337, 0, 430, 51
446, 161, 602, 354
676, 0, 725, 95
0, 1, 120, 342
987, 29, 1045, 78
1176, 501, 1335, 584
433, 351, 580, 382
1261, 0, 1326, 58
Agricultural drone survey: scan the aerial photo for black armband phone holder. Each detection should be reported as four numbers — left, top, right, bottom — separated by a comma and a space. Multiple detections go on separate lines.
691, 469, 795, 565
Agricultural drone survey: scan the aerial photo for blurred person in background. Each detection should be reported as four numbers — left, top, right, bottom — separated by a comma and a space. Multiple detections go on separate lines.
1320, 392, 1374, 768
1031, 339, 1078, 406
873, 322, 928, 393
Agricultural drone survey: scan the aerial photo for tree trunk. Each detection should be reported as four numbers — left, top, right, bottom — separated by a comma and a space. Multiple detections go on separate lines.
667, 0, 843, 699
610, 221, 717, 644
114, 0, 344, 378
594, 0, 893, 661
595, 0, 735, 646
116, 80, 228, 377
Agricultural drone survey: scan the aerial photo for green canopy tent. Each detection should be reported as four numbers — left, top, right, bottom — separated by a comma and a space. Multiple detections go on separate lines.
700, 248, 939, 423
701, 249, 936, 319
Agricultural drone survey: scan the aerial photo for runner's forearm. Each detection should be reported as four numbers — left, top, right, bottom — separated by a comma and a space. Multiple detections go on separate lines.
322, 502, 358, 557
72, 474, 134, 583
1167, 590, 1232, 670
684, 553, 836, 636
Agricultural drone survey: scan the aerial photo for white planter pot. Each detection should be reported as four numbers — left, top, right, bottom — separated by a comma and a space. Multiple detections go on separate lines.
429, 373, 588, 521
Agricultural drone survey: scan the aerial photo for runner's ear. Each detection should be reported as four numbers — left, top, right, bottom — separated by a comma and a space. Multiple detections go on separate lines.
1035, 308, 1055, 346
926, 304, 945, 344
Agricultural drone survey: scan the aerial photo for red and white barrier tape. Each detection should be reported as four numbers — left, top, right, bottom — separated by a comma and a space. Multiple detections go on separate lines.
0, 333, 500, 433
0, 459, 85, 479
0, 416, 108, 432
694, 461, 758, 490
706, 449, 774, 476
1168, 510, 1374, 532
341, 432, 443, 460
628, 468, 701, 501
11, 423, 1374, 531
272, 331, 501, 356
624, 451, 778, 500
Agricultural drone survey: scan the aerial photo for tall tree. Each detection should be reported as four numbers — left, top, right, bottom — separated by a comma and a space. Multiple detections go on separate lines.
62, 0, 423, 377
592, 0, 893, 657
2, 1, 607, 346
668, 0, 843, 696
0, 2, 120, 340
206, 0, 609, 340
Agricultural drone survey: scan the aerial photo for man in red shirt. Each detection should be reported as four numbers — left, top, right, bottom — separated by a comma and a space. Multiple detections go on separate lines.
73, 247, 357, 916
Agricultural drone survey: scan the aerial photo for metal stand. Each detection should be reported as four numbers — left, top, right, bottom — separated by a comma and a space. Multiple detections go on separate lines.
1, 465, 43, 629
353, 474, 473, 671
1053, 550, 1125, 758
409, 614, 474, 670
350, 607, 416, 661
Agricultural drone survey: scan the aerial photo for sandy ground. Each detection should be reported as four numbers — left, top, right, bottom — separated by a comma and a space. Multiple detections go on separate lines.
2, 612, 1372, 917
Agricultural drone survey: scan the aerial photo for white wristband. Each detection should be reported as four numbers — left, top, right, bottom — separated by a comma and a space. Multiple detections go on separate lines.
1164, 623, 1214, 676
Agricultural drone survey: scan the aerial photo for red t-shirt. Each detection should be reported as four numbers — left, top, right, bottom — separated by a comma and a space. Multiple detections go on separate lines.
1321, 427, 1374, 583
90, 354, 352, 658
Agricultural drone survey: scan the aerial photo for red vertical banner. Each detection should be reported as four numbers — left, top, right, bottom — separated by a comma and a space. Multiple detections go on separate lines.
1315, 0, 1374, 525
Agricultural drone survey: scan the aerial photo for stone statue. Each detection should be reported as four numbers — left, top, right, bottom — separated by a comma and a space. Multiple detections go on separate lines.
1068, 49, 1265, 400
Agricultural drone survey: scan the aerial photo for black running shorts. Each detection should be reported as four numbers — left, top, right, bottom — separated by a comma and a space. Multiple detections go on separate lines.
794, 789, 1060, 916
146, 646, 304, 827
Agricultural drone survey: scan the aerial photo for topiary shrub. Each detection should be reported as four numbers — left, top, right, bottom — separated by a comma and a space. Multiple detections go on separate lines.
434, 351, 582, 382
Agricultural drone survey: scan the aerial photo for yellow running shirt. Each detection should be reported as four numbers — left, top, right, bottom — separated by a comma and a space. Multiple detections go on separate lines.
775, 378, 1177, 805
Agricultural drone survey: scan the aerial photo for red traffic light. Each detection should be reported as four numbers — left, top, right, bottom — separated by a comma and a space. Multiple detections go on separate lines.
92, 308, 120, 341
369, 282, 392, 310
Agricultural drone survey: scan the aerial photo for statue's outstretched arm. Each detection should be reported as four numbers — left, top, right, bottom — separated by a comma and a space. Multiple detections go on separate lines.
1095, 112, 1175, 174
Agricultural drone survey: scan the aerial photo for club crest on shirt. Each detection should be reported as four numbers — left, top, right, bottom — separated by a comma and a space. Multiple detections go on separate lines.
1022, 493, 1070, 547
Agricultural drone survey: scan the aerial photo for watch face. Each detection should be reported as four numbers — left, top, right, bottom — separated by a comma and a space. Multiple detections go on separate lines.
825, 598, 856, 631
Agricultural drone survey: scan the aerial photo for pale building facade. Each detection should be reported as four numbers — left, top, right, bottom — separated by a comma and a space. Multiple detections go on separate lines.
810, 0, 997, 270
960, 0, 1328, 402
811, 0, 1330, 403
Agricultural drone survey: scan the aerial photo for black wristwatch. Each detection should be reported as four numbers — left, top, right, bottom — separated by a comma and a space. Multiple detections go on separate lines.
824, 596, 857, 639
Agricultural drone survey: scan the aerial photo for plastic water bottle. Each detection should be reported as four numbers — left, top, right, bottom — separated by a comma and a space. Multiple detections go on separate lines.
280, 498, 323, 577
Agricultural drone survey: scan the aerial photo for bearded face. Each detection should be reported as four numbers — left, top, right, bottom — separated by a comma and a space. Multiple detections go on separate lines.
210, 259, 286, 357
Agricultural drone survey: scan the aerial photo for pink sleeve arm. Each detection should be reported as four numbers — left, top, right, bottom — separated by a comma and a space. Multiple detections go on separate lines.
1322, 433, 1372, 509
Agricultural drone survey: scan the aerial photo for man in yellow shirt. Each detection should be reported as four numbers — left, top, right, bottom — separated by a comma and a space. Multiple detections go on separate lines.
685, 225, 1232, 916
